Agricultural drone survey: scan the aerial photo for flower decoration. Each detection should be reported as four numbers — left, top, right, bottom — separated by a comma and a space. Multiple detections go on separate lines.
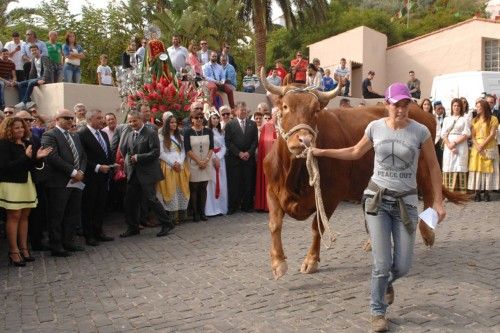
128, 75, 201, 120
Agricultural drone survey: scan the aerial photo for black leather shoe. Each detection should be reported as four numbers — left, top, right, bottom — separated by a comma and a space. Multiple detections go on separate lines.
64, 244, 84, 252
484, 192, 490, 202
119, 229, 140, 238
156, 226, 170, 237
474, 193, 481, 202
200, 214, 208, 221
51, 249, 70, 257
85, 238, 99, 246
192, 214, 200, 222
97, 234, 114, 242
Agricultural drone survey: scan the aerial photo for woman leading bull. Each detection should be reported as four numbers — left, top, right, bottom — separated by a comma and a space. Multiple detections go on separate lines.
311, 83, 446, 332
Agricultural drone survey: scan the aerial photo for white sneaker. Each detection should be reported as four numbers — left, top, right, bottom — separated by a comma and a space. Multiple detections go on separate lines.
14, 102, 26, 109
25, 101, 36, 109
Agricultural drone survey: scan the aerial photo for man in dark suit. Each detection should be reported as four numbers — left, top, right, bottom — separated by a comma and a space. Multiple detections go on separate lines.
15, 44, 53, 109
119, 111, 175, 237
41, 109, 87, 257
78, 109, 115, 246
224, 101, 258, 214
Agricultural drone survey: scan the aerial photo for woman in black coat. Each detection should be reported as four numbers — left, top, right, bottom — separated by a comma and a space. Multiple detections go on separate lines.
0, 117, 52, 266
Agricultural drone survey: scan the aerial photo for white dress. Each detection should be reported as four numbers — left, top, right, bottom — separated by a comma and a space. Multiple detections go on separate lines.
441, 115, 470, 172
205, 129, 228, 216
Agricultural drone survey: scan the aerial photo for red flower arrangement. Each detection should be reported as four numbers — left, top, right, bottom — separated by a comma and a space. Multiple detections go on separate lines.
127, 75, 199, 119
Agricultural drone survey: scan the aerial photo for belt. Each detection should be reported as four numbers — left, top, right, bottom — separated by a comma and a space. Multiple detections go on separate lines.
364, 180, 417, 234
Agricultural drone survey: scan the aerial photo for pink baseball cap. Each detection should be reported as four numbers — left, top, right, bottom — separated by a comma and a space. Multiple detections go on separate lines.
384, 82, 411, 104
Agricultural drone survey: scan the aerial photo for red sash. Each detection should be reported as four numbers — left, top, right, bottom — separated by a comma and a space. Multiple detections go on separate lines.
213, 147, 221, 199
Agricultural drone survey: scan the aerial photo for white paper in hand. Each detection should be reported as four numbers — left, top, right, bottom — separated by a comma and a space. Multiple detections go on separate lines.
419, 207, 438, 229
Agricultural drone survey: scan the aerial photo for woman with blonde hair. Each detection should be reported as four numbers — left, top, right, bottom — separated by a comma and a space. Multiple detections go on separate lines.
0, 117, 52, 266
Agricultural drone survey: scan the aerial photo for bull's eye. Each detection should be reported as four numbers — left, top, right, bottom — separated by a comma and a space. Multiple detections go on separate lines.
282, 104, 289, 114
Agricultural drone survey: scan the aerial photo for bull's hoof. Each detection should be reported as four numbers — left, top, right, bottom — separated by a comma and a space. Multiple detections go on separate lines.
300, 259, 318, 274
272, 261, 288, 280
362, 239, 372, 252
421, 229, 435, 247
419, 221, 435, 247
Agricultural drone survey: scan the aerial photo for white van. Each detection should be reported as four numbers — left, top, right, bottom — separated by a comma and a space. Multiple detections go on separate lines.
430, 71, 500, 114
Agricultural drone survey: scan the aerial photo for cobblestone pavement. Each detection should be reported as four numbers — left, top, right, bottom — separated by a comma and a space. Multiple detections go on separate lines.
0, 193, 499, 333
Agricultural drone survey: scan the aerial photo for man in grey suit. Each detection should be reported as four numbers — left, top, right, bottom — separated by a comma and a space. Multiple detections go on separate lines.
119, 111, 175, 238
41, 109, 87, 257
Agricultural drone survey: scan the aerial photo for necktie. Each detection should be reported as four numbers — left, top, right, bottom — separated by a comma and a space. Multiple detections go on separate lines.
132, 131, 138, 142
241, 119, 245, 134
64, 131, 80, 169
95, 130, 108, 156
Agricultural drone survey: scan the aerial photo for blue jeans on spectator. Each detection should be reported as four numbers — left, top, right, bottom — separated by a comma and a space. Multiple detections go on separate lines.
17, 79, 40, 103
53, 64, 64, 83
365, 199, 418, 316
243, 86, 255, 93
63, 63, 81, 83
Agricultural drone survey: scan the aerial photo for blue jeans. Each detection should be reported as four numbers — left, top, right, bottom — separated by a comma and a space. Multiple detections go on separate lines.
63, 63, 81, 83
17, 79, 39, 103
365, 199, 418, 316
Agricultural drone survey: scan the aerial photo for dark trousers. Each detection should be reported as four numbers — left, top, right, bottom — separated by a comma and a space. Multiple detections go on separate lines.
82, 178, 108, 240
16, 70, 25, 82
189, 181, 208, 218
226, 157, 256, 212
343, 79, 351, 96
28, 183, 48, 248
435, 142, 444, 169
124, 172, 172, 230
23, 62, 31, 81
363, 91, 384, 99
46, 187, 82, 250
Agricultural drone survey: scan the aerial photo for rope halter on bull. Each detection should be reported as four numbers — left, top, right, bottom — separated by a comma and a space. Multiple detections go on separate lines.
275, 87, 337, 250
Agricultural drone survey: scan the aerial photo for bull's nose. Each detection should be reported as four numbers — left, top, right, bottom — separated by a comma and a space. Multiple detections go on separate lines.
298, 135, 312, 147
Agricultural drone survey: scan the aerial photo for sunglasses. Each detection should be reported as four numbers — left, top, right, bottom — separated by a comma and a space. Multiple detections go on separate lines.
60, 116, 74, 121
201, 42, 207, 45
23, 118, 34, 123
194, 116, 204, 120
4, 111, 14, 115
193, 107, 203, 110
222, 113, 230, 116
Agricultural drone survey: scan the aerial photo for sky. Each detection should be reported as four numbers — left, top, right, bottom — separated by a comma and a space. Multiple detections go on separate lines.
9, 0, 109, 14
9, 0, 284, 19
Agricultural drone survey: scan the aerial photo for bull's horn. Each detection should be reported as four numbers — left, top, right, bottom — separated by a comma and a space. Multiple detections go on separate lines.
260, 67, 285, 96
316, 83, 342, 106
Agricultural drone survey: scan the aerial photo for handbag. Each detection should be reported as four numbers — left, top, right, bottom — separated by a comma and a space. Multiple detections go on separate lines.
113, 149, 126, 182
481, 147, 497, 160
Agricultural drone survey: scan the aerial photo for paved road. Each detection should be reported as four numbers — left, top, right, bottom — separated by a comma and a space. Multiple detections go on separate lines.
0, 194, 499, 333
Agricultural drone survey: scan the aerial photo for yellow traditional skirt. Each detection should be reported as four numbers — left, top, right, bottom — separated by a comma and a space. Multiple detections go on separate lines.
156, 160, 190, 211
0, 172, 37, 210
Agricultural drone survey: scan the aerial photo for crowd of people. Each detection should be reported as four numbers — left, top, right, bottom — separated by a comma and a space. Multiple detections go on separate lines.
421, 94, 500, 201
0, 98, 280, 266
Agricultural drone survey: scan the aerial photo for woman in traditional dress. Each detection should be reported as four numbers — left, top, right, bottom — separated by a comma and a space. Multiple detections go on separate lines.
0, 117, 52, 266
441, 98, 470, 193
254, 109, 277, 211
157, 114, 190, 223
184, 103, 213, 221
205, 111, 228, 216
467, 99, 499, 201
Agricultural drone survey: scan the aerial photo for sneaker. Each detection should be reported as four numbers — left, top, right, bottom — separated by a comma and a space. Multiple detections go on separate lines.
25, 101, 36, 109
371, 315, 389, 332
385, 284, 394, 305
15, 102, 26, 109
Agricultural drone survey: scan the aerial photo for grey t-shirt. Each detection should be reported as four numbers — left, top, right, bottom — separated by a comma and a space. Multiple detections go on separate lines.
364, 118, 431, 206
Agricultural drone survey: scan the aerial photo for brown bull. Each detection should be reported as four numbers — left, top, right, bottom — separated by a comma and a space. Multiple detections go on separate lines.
260, 69, 467, 280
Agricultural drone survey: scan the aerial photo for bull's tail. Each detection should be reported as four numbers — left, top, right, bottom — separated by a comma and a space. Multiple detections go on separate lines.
442, 185, 470, 204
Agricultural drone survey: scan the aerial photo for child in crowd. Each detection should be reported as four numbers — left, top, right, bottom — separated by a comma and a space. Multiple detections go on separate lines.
96, 54, 114, 86
242, 66, 260, 93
